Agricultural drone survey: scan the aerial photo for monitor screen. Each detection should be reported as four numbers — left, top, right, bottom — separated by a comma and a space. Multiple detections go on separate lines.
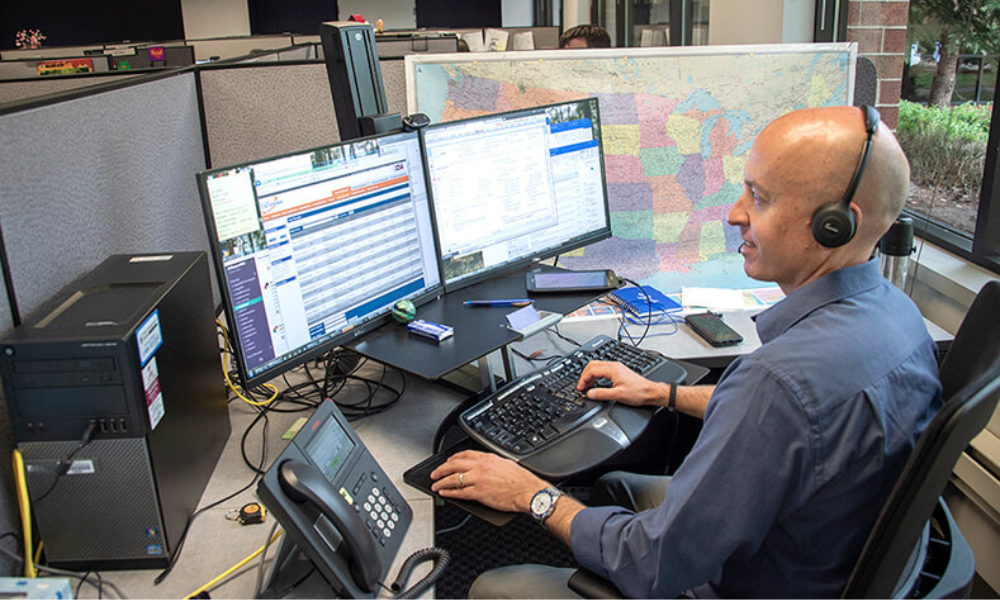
198, 131, 442, 387
421, 98, 611, 291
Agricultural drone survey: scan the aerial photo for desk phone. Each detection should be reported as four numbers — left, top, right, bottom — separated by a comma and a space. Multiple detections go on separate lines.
257, 399, 412, 598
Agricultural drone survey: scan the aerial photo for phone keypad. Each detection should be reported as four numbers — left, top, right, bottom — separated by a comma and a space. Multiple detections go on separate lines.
356, 472, 400, 546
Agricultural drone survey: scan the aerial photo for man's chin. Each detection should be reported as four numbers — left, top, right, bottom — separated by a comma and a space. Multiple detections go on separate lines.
741, 261, 767, 282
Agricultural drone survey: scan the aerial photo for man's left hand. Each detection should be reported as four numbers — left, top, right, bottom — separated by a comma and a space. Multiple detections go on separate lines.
430, 450, 549, 514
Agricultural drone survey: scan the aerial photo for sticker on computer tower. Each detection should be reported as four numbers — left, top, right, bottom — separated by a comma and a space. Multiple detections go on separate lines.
136, 309, 163, 367
66, 460, 95, 475
141, 356, 165, 430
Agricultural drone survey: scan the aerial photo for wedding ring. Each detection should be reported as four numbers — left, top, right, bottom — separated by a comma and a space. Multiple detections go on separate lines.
458, 472, 465, 488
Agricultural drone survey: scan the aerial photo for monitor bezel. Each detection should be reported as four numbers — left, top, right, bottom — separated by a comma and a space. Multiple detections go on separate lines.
196, 129, 444, 390
419, 98, 612, 294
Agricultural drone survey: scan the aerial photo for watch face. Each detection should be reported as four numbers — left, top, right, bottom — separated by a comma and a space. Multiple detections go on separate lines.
531, 490, 552, 516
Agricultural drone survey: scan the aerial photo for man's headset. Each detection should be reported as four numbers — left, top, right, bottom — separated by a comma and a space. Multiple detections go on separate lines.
811, 105, 881, 248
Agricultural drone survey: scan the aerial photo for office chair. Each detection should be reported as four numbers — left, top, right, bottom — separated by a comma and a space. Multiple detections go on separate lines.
568, 280, 1000, 599
842, 279, 1000, 599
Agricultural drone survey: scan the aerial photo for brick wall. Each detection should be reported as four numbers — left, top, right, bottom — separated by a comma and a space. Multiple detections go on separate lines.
846, 0, 910, 128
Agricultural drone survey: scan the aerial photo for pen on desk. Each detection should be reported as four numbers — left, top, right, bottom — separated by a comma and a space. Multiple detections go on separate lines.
463, 299, 535, 307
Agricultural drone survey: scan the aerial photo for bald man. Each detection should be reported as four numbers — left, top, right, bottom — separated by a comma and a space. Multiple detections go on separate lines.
430, 107, 942, 598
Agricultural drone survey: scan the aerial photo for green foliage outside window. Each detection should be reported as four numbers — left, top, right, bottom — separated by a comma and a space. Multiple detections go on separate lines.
897, 100, 991, 196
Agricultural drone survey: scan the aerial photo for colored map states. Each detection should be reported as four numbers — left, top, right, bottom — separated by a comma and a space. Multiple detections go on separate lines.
601, 93, 748, 278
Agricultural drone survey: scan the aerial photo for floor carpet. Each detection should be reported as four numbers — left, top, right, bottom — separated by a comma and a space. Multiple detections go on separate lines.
432, 500, 580, 599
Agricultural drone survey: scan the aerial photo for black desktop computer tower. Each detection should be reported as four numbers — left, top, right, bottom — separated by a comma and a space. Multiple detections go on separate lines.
0, 252, 231, 570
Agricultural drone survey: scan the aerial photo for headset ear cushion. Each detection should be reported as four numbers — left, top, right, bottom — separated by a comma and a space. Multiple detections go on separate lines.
812, 204, 857, 248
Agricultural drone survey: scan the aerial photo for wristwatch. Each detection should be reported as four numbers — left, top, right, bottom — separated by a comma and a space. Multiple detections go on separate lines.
529, 487, 563, 525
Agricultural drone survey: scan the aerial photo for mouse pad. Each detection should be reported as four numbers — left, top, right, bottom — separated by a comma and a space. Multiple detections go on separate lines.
403, 437, 517, 527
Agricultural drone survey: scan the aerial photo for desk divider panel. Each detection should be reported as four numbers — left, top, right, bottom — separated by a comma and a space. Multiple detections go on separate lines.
187, 35, 296, 62
198, 58, 408, 168
198, 62, 338, 167
0, 55, 113, 81
0, 73, 142, 105
275, 45, 318, 61
0, 71, 211, 332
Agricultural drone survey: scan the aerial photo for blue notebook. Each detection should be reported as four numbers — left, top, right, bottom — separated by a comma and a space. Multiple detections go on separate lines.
608, 286, 682, 318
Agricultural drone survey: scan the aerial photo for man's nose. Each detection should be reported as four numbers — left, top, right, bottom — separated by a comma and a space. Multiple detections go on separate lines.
728, 193, 748, 225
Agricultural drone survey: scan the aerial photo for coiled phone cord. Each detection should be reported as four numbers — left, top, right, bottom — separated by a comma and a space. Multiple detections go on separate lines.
390, 546, 451, 599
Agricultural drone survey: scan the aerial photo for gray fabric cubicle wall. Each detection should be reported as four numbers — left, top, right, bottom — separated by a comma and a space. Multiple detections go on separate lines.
0, 71, 212, 331
199, 62, 338, 167
0, 73, 143, 105
199, 58, 408, 168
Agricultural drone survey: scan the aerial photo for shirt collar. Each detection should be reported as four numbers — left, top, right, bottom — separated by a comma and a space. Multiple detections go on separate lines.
752, 259, 885, 344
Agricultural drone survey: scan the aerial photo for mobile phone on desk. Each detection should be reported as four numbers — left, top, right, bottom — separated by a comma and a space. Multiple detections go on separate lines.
526, 269, 620, 293
685, 312, 744, 347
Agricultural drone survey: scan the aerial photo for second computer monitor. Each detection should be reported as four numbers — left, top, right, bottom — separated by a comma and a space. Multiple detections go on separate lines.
422, 98, 611, 292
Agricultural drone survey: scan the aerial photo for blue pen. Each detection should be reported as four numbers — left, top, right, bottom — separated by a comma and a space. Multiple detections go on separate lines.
464, 299, 535, 307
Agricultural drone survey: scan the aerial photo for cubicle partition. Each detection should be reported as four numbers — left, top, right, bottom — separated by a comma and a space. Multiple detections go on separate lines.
0, 72, 143, 105
110, 45, 196, 70
197, 62, 337, 167
0, 55, 113, 81
197, 57, 407, 167
186, 35, 299, 62
0, 71, 211, 333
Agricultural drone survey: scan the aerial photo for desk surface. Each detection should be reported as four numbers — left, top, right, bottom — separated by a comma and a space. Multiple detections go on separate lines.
74, 307, 953, 598
518, 308, 953, 372
350, 265, 605, 380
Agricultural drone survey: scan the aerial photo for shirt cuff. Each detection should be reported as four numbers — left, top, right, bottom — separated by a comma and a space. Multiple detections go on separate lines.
569, 505, 631, 579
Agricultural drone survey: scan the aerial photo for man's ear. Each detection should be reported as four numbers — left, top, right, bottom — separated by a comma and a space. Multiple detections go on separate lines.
849, 201, 863, 232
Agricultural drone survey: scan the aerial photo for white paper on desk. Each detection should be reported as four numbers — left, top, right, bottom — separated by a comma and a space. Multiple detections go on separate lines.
682, 287, 746, 311
461, 31, 485, 52
484, 28, 508, 51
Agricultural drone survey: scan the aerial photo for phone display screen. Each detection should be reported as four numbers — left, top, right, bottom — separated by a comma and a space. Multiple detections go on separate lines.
305, 416, 356, 482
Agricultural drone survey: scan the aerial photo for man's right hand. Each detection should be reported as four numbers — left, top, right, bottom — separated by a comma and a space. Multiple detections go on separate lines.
576, 360, 672, 408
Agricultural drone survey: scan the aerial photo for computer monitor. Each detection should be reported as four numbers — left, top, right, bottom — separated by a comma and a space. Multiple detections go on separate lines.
421, 98, 611, 292
197, 130, 442, 388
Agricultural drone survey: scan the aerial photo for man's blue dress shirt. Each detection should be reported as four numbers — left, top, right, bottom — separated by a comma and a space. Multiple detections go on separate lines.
570, 260, 942, 598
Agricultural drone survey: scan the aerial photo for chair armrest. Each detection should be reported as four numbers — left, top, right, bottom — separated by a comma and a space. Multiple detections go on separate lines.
567, 568, 625, 598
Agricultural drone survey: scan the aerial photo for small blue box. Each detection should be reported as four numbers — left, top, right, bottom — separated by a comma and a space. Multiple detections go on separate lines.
406, 319, 453, 342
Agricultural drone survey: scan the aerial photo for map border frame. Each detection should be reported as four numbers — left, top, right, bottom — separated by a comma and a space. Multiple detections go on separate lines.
405, 42, 857, 115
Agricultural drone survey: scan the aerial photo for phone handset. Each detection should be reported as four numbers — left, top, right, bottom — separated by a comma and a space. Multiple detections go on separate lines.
278, 459, 382, 593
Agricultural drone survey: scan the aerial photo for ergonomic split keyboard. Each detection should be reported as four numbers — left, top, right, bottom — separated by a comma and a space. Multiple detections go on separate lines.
459, 335, 687, 472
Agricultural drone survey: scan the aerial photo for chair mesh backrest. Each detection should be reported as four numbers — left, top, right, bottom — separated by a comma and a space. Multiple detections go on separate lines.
843, 281, 1000, 599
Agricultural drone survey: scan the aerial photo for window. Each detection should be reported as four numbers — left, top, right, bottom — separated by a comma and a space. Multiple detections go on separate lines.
900, 23, 999, 273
